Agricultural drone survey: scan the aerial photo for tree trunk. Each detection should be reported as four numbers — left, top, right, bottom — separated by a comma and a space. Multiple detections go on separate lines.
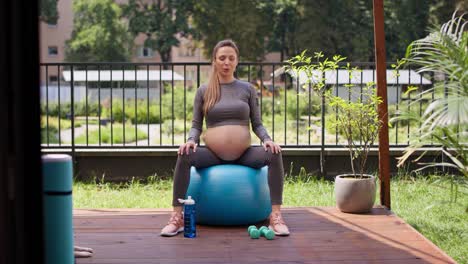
160, 50, 171, 70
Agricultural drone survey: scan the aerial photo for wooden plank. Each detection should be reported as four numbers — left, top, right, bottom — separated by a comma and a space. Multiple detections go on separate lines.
74, 231, 451, 261
74, 207, 456, 264
74, 234, 444, 255
74, 208, 173, 216
73, 219, 412, 231
77, 259, 434, 264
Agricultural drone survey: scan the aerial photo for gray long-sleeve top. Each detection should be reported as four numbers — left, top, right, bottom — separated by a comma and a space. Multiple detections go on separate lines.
187, 79, 272, 144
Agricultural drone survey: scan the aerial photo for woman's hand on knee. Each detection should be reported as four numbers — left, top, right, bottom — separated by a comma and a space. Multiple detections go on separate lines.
178, 140, 197, 155
263, 140, 281, 154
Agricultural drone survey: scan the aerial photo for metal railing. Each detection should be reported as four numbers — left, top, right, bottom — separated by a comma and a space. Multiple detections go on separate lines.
40, 62, 441, 153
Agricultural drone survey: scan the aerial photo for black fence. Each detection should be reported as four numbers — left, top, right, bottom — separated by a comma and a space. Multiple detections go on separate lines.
39, 62, 441, 152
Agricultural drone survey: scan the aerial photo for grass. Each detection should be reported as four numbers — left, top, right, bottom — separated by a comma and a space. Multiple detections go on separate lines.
390, 174, 467, 264
73, 173, 467, 263
41, 116, 92, 144
75, 123, 148, 144
74, 175, 172, 208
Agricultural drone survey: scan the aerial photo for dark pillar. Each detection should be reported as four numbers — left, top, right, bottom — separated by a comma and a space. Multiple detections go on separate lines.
0, 0, 44, 263
373, 0, 391, 209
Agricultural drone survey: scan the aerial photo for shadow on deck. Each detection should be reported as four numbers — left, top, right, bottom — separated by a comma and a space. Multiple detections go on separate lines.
74, 207, 455, 264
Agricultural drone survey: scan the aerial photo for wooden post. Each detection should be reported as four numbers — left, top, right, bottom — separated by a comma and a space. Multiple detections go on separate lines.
373, 0, 391, 209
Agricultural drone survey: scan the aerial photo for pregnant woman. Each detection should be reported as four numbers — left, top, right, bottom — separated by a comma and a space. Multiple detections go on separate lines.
161, 39, 289, 237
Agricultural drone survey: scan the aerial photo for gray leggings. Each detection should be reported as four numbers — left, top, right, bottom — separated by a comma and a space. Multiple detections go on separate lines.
172, 146, 284, 206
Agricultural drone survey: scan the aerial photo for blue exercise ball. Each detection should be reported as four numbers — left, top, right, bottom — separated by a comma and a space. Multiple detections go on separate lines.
186, 164, 272, 225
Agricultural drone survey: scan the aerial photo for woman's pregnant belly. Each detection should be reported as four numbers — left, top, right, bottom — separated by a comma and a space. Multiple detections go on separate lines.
203, 125, 251, 160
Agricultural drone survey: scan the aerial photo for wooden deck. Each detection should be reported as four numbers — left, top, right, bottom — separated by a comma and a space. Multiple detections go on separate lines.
74, 207, 456, 264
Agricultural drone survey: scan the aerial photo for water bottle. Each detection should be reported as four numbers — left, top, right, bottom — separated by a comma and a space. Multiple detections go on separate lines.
178, 196, 196, 238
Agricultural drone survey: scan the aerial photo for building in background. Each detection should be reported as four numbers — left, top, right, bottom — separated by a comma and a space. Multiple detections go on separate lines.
39, 0, 282, 100
39, 0, 208, 90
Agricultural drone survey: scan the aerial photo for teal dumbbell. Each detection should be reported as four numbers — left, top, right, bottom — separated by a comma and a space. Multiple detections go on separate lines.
247, 225, 260, 239
259, 226, 275, 240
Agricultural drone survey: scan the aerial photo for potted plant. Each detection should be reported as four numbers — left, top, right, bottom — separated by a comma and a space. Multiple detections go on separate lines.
286, 52, 382, 213
327, 81, 382, 213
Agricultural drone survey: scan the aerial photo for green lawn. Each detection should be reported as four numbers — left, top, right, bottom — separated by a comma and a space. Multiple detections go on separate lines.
73, 174, 467, 263
75, 123, 148, 144
390, 175, 467, 264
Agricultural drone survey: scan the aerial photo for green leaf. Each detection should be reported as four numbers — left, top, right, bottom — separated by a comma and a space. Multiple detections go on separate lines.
404, 86, 419, 96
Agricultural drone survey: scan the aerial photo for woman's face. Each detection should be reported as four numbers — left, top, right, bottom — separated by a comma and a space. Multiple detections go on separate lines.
214, 46, 238, 79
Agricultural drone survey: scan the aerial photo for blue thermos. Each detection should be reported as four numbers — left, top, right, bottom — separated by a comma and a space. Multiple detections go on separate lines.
178, 196, 196, 238
42, 154, 74, 264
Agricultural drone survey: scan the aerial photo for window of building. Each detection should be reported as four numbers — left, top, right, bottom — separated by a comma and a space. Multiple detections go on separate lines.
143, 47, 153, 57
48, 75, 58, 83
137, 46, 153, 58
47, 21, 57, 27
48, 46, 58, 56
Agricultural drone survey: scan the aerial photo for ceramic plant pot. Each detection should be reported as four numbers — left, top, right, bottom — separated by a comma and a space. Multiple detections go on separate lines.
334, 174, 376, 213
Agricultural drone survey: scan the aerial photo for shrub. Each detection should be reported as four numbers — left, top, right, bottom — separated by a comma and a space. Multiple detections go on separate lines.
41, 101, 100, 118
98, 87, 197, 125
75, 123, 148, 144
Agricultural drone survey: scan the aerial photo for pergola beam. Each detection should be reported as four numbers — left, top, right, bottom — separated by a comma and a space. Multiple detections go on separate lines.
373, 0, 391, 209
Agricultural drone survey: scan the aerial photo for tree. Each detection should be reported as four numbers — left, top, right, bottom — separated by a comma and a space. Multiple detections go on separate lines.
294, 0, 374, 62
121, 0, 196, 65
191, 0, 271, 61
287, 0, 463, 62
259, 0, 302, 61
65, 0, 131, 62
427, 0, 467, 27
384, 0, 432, 61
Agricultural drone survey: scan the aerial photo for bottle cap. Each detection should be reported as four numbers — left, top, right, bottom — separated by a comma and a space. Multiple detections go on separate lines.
178, 196, 195, 205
